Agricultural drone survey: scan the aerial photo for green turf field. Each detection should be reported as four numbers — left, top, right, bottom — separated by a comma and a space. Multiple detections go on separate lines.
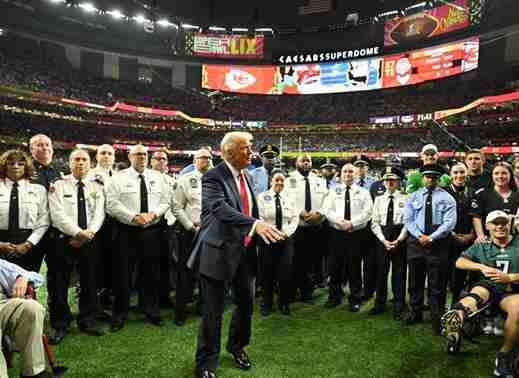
9, 285, 504, 378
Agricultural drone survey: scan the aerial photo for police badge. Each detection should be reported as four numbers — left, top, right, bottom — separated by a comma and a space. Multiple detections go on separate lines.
190, 178, 198, 189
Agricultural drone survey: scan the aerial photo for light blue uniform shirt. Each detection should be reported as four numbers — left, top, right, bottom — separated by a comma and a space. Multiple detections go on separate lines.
0, 259, 44, 298
404, 186, 457, 242
251, 166, 270, 196
355, 175, 377, 190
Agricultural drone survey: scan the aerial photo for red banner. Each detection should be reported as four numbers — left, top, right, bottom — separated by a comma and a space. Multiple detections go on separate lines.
193, 34, 264, 59
384, 0, 470, 46
382, 37, 479, 88
202, 65, 278, 94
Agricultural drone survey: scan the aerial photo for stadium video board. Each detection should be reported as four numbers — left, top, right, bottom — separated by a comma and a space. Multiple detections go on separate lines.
186, 33, 264, 59
201, 37, 479, 95
384, 0, 470, 46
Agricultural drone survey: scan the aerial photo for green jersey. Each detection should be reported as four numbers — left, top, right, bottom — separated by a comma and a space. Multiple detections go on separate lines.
462, 237, 519, 293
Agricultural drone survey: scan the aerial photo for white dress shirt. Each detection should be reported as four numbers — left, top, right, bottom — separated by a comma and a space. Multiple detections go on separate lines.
257, 189, 299, 238
371, 190, 408, 243
284, 170, 328, 227
160, 172, 179, 226
323, 183, 373, 232
105, 167, 170, 227
49, 174, 106, 237
175, 169, 203, 231
0, 178, 49, 245
87, 166, 113, 186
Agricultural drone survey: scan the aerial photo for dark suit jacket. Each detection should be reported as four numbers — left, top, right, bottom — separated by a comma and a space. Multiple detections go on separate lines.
187, 161, 258, 282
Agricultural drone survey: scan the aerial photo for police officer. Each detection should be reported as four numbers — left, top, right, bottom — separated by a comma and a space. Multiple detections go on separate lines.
150, 149, 179, 308
47, 149, 106, 344
404, 164, 457, 334
106, 144, 170, 331
285, 154, 328, 302
174, 148, 212, 326
320, 159, 337, 190
354, 155, 377, 302
251, 144, 279, 196
257, 170, 298, 316
0, 150, 49, 272
88, 144, 116, 312
323, 163, 373, 312
29, 134, 64, 272
370, 166, 407, 319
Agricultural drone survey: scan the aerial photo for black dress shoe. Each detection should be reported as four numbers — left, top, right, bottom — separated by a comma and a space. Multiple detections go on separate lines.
279, 304, 290, 316
145, 315, 163, 326
78, 323, 105, 336
230, 349, 252, 370
174, 313, 186, 327
349, 303, 360, 312
403, 311, 423, 325
195, 369, 217, 378
368, 306, 385, 315
260, 306, 272, 317
48, 328, 67, 345
110, 319, 125, 332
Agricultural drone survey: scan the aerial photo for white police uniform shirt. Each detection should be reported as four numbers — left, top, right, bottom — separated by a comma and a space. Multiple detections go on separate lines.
87, 166, 113, 187
106, 167, 170, 227
159, 172, 179, 227
323, 183, 373, 232
175, 169, 203, 231
48, 174, 105, 237
285, 170, 328, 227
257, 189, 298, 238
371, 190, 408, 243
0, 178, 49, 245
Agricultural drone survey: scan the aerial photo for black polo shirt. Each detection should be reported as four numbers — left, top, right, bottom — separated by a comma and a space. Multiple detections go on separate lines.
466, 171, 491, 193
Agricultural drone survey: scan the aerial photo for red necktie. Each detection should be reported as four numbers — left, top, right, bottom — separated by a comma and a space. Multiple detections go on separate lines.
239, 172, 250, 217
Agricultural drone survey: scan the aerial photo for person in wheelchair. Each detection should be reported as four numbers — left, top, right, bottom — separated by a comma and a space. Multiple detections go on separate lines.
441, 210, 519, 377
0, 258, 54, 377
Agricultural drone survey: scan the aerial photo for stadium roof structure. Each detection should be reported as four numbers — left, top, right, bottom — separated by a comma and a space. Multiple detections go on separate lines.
108, 0, 436, 30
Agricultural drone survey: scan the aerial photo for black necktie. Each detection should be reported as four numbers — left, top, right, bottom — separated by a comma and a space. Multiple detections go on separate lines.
304, 176, 311, 212
344, 186, 351, 221
139, 174, 149, 213
77, 181, 87, 229
387, 194, 394, 226
109, 170, 113, 177
275, 193, 283, 230
8, 182, 19, 231
360, 178, 365, 188
425, 189, 433, 235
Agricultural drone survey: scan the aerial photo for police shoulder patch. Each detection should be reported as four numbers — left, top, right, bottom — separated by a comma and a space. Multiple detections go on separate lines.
264, 194, 272, 202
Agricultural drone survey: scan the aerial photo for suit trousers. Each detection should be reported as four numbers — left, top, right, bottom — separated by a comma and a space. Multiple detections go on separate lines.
195, 257, 254, 372
259, 238, 294, 308
47, 235, 99, 330
112, 224, 162, 321
374, 225, 406, 312
328, 228, 362, 304
176, 228, 196, 319
407, 236, 449, 319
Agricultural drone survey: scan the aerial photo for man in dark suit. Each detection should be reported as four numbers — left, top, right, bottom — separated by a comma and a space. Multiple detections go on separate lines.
189, 132, 285, 378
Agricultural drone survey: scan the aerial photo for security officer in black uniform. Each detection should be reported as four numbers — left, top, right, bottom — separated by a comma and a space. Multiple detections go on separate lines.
29, 134, 65, 272
403, 164, 457, 334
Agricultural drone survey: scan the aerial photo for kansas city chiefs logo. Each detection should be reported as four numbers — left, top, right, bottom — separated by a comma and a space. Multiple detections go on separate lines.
225, 69, 256, 90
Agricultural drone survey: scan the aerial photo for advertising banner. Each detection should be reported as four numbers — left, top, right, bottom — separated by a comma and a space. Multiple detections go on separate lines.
192, 34, 264, 59
382, 37, 479, 88
384, 0, 470, 46
274, 46, 381, 64
202, 38, 479, 95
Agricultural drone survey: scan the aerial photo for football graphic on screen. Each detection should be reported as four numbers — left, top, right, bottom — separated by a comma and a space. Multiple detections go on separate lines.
390, 15, 438, 44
